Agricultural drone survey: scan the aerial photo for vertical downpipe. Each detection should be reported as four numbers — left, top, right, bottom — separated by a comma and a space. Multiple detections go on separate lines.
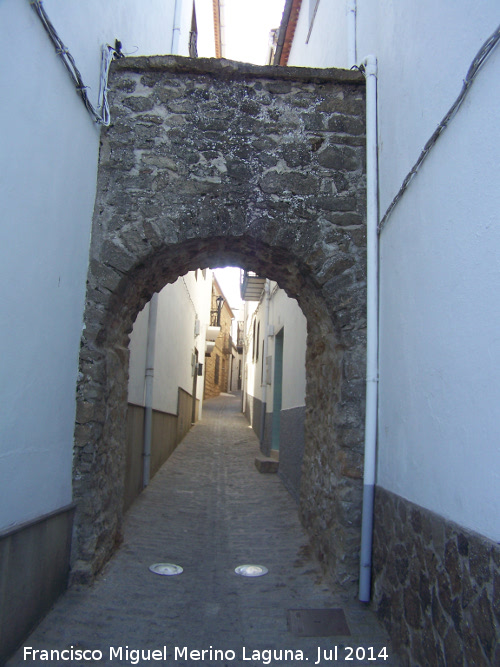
359, 55, 379, 602
259, 280, 271, 449
143, 293, 159, 488
171, 0, 183, 54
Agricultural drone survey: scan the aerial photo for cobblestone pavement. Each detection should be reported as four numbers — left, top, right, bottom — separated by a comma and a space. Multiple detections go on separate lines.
8, 393, 399, 667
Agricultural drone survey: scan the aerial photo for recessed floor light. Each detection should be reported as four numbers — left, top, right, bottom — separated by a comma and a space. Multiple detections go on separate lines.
235, 564, 268, 577
149, 563, 183, 576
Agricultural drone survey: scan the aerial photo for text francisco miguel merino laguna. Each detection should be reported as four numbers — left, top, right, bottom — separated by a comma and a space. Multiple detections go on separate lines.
22, 644, 390, 663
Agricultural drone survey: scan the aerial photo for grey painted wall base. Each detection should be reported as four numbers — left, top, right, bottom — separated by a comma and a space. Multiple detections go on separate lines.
245, 394, 263, 447
277, 405, 305, 503
372, 487, 500, 666
125, 388, 197, 511
0, 504, 75, 663
245, 396, 305, 502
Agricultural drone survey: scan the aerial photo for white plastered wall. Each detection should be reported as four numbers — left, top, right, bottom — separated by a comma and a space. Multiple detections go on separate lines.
244, 301, 262, 404
267, 288, 307, 413
244, 285, 306, 413
128, 303, 151, 406
376, 38, 500, 542
288, 0, 500, 541
0, 0, 203, 530
128, 271, 213, 418
288, 0, 349, 68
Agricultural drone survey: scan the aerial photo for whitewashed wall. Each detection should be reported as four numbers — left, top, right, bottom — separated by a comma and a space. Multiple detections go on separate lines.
128, 272, 212, 417
156, 271, 212, 415
288, 0, 500, 541
0, 0, 204, 530
128, 303, 151, 406
243, 301, 259, 404
288, 0, 349, 68
267, 288, 307, 412
245, 284, 307, 413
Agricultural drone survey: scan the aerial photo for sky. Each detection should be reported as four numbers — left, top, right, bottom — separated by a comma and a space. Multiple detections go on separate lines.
197, 0, 286, 65
222, 0, 286, 64
213, 267, 244, 315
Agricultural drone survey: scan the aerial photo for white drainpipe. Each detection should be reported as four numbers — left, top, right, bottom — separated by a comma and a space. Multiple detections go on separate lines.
259, 280, 271, 448
359, 54, 379, 603
347, 0, 357, 68
171, 0, 183, 54
143, 292, 158, 488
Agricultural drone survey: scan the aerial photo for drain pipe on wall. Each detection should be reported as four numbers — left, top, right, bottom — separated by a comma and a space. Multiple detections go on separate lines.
259, 280, 271, 449
359, 55, 379, 603
143, 293, 159, 488
171, 0, 183, 54
347, 0, 357, 68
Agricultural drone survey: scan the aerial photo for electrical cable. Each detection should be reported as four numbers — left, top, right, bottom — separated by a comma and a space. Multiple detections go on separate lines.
29, 0, 123, 126
181, 277, 198, 318
378, 23, 500, 234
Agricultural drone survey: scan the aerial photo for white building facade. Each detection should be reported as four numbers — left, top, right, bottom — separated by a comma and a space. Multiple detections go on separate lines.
0, 1, 215, 660
277, 1, 500, 663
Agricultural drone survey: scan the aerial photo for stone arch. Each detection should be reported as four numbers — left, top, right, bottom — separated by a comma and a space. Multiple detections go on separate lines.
73, 56, 367, 588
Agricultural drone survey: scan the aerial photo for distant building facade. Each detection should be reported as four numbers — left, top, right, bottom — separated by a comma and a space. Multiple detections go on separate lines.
204, 277, 235, 400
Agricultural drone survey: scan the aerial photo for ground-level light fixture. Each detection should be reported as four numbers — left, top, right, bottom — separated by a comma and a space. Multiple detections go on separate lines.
234, 564, 268, 577
149, 563, 183, 576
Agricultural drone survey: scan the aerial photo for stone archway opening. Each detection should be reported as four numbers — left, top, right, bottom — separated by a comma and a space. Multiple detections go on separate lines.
72, 56, 367, 589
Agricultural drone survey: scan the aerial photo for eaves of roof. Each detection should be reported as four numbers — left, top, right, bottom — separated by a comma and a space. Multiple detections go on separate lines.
213, 0, 222, 59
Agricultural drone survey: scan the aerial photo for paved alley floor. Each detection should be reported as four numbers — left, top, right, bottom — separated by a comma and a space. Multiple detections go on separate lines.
8, 393, 399, 666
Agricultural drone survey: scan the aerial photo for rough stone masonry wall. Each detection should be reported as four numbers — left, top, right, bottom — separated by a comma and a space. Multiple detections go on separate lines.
372, 487, 500, 666
73, 56, 367, 588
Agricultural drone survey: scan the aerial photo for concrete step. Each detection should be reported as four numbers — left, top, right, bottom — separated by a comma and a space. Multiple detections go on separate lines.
254, 453, 279, 473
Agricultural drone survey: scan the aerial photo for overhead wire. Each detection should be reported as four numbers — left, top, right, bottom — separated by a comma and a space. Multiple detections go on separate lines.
378, 23, 500, 234
29, 0, 123, 126
181, 276, 198, 319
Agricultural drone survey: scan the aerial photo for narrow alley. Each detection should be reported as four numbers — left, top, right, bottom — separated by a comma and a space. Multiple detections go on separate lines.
8, 394, 397, 666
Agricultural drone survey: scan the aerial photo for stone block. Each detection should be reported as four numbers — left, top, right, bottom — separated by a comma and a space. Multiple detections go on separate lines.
254, 455, 279, 474
373, 487, 500, 667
